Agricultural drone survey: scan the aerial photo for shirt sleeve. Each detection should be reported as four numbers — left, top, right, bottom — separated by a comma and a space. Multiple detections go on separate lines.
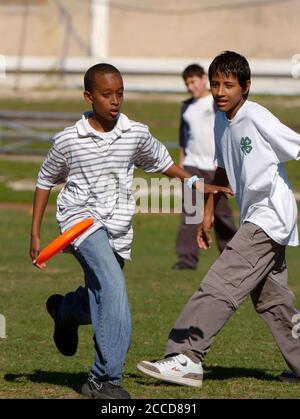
134, 129, 174, 173
213, 128, 225, 169
213, 152, 225, 169
265, 117, 300, 163
179, 103, 189, 152
36, 143, 68, 190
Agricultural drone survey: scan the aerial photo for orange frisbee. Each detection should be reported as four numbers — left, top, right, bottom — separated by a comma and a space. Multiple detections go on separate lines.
35, 218, 94, 265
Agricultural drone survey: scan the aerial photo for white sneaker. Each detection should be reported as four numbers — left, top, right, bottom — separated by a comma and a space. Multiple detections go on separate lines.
137, 354, 203, 387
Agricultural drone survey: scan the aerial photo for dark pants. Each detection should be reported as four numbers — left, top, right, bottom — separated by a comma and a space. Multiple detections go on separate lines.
175, 165, 237, 268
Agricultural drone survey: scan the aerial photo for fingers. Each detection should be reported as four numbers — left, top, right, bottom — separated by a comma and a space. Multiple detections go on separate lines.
196, 226, 205, 249
198, 238, 208, 250
197, 229, 212, 250
205, 231, 213, 248
30, 250, 38, 261
206, 184, 234, 196
217, 186, 234, 196
30, 248, 39, 262
213, 189, 234, 197
224, 190, 234, 197
30, 236, 46, 269
200, 236, 210, 249
30, 247, 46, 269
32, 259, 46, 270
197, 232, 205, 249
206, 187, 234, 196
197, 231, 211, 249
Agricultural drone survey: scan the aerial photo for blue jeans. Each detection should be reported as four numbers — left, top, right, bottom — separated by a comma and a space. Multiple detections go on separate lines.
57, 228, 132, 385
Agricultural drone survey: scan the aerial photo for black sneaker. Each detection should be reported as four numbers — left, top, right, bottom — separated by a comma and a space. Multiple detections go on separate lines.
172, 262, 196, 271
46, 294, 78, 357
278, 370, 300, 383
81, 372, 131, 399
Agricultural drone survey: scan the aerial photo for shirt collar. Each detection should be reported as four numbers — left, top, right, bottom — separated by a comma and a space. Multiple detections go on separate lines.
76, 112, 131, 140
224, 100, 248, 125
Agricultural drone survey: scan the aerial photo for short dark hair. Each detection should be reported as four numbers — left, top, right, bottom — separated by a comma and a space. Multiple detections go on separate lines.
208, 51, 251, 95
84, 63, 122, 92
182, 64, 205, 80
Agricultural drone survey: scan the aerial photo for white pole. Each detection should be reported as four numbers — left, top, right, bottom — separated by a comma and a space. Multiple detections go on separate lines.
0, 314, 6, 339
90, 0, 109, 60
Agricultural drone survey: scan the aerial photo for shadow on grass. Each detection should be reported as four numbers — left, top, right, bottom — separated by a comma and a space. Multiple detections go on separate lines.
203, 365, 277, 381
130, 364, 277, 387
4, 370, 86, 394
4, 364, 277, 393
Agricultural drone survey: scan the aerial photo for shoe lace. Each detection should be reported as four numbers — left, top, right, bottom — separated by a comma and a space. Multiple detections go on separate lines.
155, 356, 180, 366
88, 372, 103, 391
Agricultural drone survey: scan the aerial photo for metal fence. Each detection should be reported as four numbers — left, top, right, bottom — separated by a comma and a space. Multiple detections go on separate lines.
0, 110, 80, 155
0, 110, 178, 155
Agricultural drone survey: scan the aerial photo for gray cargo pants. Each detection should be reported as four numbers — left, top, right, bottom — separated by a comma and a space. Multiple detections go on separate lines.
166, 222, 300, 377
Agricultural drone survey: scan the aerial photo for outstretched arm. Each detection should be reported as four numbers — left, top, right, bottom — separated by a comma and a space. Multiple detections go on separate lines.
30, 187, 51, 269
30, 141, 68, 269
163, 163, 233, 195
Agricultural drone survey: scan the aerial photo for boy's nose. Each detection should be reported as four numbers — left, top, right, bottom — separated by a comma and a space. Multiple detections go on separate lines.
111, 95, 119, 105
217, 86, 225, 97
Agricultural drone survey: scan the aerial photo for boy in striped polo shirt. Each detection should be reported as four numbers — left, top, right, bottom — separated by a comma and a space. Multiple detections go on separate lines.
29, 63, 231, 399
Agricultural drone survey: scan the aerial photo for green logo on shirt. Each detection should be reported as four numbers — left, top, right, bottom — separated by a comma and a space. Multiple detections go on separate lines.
240, 137, 252, 155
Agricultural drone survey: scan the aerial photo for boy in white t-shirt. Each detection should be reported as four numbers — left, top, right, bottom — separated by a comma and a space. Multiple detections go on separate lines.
137, 51, 300, 387
173, 64, 236, 270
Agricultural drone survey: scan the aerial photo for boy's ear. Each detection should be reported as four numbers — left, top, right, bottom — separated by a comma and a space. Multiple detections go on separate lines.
243, 80, 251, 96
83, 90, 93, 105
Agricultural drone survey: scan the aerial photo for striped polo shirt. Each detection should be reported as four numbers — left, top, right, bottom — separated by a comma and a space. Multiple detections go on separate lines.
37, 112, 174, 259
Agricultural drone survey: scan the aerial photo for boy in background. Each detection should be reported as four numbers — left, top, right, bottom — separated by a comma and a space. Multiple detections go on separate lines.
173, 64, 236, 270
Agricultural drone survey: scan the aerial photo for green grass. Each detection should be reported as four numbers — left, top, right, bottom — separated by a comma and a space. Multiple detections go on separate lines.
0, 208, 300, 399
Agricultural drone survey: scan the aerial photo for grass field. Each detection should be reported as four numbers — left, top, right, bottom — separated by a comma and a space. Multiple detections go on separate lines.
0, 208, 300, 399
0, 95, 300, 399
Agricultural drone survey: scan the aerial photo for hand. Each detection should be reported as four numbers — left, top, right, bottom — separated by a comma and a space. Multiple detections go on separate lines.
203, 183, 234, 196
30, 234, 46, 269
197, 213, 214, 250
197, 222, 213, 250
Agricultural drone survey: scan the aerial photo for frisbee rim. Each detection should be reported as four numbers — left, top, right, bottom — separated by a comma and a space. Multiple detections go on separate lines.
35, 218, 94, 265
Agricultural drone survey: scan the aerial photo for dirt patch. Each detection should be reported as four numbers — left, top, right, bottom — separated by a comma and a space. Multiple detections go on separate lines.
7, 180, 37, 191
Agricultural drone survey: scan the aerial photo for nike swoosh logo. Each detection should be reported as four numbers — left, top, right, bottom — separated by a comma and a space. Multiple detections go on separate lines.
178, 360, 187, 367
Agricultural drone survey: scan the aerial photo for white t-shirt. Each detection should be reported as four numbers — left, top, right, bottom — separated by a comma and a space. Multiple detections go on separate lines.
214, 100, 300, 247
86, 118, 112, 142
183, 95, 216, 171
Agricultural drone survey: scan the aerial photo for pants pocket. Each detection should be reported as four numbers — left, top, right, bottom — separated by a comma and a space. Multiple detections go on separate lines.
209, 224, 261, 289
